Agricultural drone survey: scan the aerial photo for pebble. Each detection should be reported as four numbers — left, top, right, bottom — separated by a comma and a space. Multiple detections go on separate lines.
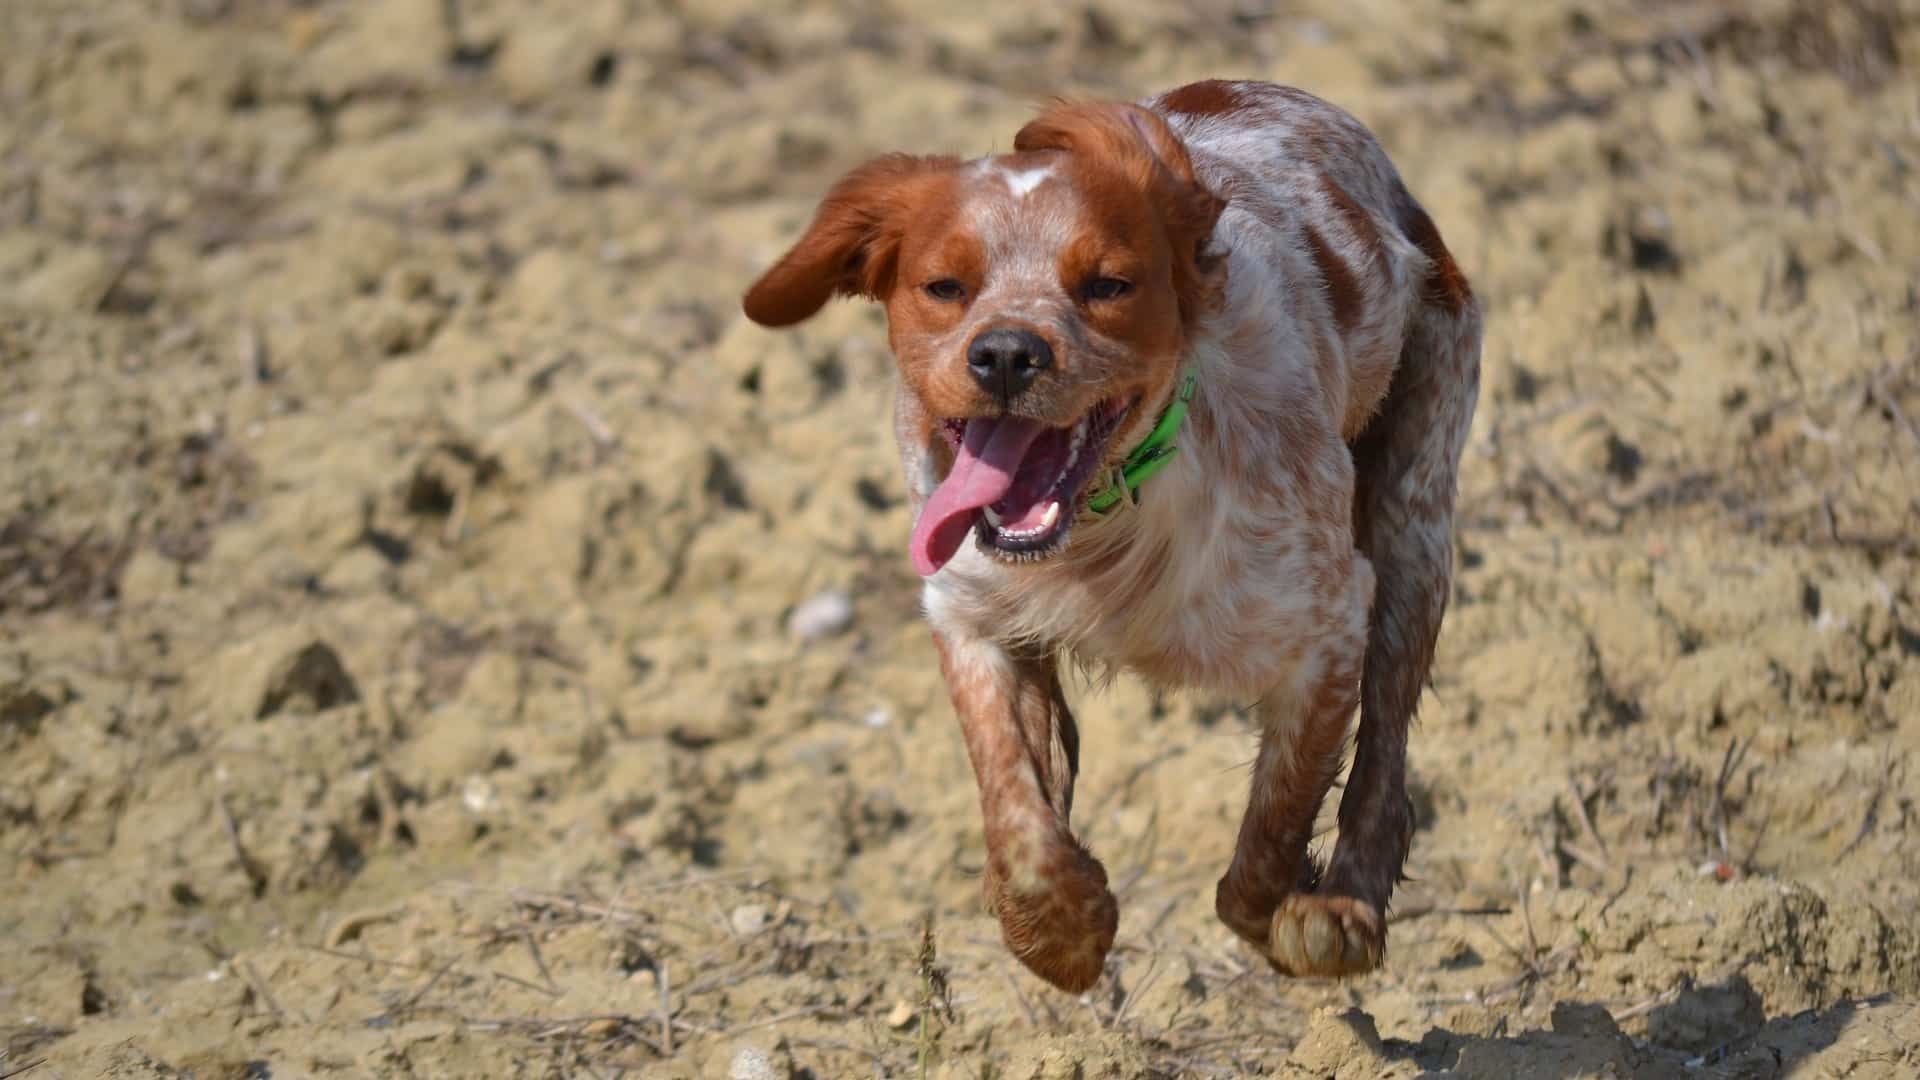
729, 1045, 781, 1080
462, 776, 497, 815
786, 589, 854, 642
729, 903, 770, 937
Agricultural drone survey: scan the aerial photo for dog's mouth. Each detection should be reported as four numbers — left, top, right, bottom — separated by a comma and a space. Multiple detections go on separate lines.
909, 398, 1134, 576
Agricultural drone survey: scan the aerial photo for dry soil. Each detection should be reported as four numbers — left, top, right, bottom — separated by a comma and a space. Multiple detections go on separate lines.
4, 0, 1920, 1076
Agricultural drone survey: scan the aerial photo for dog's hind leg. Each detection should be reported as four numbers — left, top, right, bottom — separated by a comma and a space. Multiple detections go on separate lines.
1319, 194, 1482, 961
1214, 550, 1379, 977
1209, 499, 1379, 972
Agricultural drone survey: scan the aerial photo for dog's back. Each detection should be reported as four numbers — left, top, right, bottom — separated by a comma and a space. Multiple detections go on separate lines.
1152, 80, 1472, 439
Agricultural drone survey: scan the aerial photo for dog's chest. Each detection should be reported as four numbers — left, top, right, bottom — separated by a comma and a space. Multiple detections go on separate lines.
925, 472, 1359, 699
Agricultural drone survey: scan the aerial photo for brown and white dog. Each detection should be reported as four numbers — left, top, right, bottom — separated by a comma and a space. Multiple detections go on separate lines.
742, 79, 1480, 992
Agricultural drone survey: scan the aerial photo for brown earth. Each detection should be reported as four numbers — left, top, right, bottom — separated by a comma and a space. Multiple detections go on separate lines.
4, 0, 1920, 1076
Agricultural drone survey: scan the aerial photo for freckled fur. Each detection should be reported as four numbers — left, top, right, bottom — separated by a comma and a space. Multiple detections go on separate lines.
743, 78, 1482, 990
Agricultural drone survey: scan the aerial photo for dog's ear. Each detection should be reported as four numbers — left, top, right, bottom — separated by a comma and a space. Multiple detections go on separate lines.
1015, 102, 1227, 322
743, 154, 958, 327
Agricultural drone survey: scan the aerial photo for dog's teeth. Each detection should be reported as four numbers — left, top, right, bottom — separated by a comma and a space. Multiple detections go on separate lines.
1040, 501, 1060, 529
1063, 421, 1085, 470
983, 505, 1003, 528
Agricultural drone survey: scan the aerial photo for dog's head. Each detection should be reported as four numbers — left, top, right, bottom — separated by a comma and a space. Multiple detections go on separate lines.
742, 101, 1226, 576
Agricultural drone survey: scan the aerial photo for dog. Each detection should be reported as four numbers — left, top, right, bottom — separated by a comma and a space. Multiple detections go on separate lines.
741, 79, 1481, 992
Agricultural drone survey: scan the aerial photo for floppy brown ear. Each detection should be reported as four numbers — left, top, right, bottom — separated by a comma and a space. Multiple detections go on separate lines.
742, 153, 958, 327
1015, 102, 1227, 322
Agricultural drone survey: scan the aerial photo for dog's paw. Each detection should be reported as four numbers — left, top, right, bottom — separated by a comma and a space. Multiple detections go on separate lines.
1266, 893, 1383, 978
987, 841, 1119, 993
1213, 855, 1325, 949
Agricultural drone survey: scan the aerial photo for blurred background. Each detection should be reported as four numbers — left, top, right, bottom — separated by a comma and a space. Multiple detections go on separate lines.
2, 0, 1918, 1075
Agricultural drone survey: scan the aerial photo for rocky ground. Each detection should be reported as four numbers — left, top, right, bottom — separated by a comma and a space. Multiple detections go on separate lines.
4, 0, 1920, 1076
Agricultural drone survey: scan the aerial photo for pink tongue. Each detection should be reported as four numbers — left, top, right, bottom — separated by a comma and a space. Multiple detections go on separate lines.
910, 416, 1045, 576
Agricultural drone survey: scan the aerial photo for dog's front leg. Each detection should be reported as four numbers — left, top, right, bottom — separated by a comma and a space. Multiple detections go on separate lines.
933, 629, 1117, 992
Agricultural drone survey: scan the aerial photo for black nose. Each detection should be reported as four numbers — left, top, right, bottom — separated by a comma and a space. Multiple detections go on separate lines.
966, 328, 1053, 404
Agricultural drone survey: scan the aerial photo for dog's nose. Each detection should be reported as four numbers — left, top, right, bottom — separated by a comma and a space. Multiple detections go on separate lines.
966, 328, 1053, 404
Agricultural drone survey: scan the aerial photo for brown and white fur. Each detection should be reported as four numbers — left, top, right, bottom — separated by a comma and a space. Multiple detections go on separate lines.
742, 80, 1481, 992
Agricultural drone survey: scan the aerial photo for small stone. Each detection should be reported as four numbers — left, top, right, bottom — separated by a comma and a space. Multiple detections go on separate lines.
787, 589, 854, 642
462, 776, 497, 815
729, 903, 770, 937
728, 1045, 781, 1080
583, 1017, 621, 1038
886, 1000, 916, 1029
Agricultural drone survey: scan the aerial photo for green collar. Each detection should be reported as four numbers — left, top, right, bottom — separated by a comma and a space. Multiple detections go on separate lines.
1085, 367, 1196, 515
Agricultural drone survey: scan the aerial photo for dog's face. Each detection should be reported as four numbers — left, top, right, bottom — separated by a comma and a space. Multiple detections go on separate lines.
743, 102, 1225, 575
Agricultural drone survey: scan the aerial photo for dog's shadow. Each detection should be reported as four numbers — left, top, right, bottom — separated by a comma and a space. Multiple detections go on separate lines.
1344, 978, 1889, 1078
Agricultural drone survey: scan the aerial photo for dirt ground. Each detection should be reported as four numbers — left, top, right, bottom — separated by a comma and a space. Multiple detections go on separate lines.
4, 0, 1920, 1076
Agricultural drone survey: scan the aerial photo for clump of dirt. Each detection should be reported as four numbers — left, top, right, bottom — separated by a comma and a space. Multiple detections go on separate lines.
3, 0, 1918, 1076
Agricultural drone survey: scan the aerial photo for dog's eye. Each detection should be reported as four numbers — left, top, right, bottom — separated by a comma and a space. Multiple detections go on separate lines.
924, 279, 967, 302
1085, 277, 1132, 301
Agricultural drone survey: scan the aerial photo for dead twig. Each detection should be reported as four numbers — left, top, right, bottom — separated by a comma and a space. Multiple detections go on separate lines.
1532, 821, 1565, 889
302, 943, 403, 969
657, 962, 674, 1057
1003, 969, 1039, 1028
1518, 882, 1541, 969
0, 1052, 49, 1080
1709, 737, 1752, 864
721, 1003, 848, 1036
1613, 985, 1683, 1022
492, 968, 562, 998
1868, 365, 1920, 459
781, 1036, 894, 1068
1387, 903, 1513, 923
326, 904, 407, 948
1840, 776, 1889, 860
1110, 949, 1163, 1030
218, 796, 270, 897
238, 960, 306, 1025
521, 927, 561, 995
1560, 842, 1611, 876
371, 960, 458, 1025
564, 399, 620, 452
1566, 771, 1609, 858
915, 913, 953, 1078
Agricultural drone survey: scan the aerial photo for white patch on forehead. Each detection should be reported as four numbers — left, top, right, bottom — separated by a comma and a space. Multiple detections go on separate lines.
1000, 165, 1055, 199
949, 161, 1082, 337
967, 166, 1077, 256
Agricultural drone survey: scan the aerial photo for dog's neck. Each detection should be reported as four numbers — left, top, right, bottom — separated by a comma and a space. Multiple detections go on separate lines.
1083, 366, 1199, 516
